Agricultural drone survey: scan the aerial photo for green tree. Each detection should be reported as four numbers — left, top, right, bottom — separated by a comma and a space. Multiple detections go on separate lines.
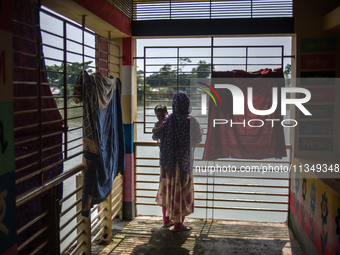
46, 61, 93, 98
179, 57, 192, 73
191, 60, 214, 78
147, 64, 177, 89
284, 63, 291, 77
284, 63, 291, 87
137, 69, 145, 102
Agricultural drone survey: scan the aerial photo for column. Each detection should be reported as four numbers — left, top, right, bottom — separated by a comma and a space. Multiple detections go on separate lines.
121, 37, 136, 220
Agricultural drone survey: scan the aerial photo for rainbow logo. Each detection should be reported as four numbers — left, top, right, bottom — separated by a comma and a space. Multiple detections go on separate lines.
197, 82, 222, 106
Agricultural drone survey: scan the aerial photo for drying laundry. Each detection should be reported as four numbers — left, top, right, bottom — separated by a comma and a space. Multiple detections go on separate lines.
203, 68, 287, 160
73, 71, 125, 217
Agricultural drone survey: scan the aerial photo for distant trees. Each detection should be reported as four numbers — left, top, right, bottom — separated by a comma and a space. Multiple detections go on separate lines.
284, 63, 291, 87
136, 59, 214, 103
46, 61, 93, 98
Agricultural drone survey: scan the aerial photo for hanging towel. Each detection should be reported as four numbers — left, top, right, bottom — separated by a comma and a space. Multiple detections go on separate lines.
73, 71, 125, 217
203, 68, 287, 160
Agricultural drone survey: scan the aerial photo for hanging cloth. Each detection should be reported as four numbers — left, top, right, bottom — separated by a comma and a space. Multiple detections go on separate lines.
203, 68, 287, 160
73, 71, 125, 217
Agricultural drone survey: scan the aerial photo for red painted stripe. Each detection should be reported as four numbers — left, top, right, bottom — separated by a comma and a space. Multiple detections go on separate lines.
123, 153, 135, 202
122, 37, 134, 66
72, 0, 130, 36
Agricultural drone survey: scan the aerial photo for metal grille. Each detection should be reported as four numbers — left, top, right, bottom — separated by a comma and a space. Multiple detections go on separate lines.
133, 0, 293, 20
13, 1, 122, 254
141, 44, 285, 133
134, 40, 293, 221
107, 0, 133, 19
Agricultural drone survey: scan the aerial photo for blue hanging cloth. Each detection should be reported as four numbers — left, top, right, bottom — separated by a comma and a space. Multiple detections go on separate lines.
73, 71, 125, 217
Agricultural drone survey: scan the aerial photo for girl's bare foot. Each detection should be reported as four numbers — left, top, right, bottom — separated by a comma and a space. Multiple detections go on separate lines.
162, 221, 174, 228
172, 225, 192, 232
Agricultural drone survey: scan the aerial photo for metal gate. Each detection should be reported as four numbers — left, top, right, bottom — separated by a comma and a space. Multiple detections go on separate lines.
135, 40, 292, 222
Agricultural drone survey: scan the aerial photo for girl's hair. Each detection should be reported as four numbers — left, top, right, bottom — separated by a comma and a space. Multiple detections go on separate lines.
154, 104, 167, 113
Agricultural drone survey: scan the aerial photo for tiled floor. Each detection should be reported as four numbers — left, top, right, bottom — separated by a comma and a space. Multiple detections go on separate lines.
93, 216, 305, 255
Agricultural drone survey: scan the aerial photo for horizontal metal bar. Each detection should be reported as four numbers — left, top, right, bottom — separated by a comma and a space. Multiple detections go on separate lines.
13, 81, 38, 85
13, 96, 39, 100
59, 186, 82, 205
17, 225, 48, 252
67, 143, 83, 152
15, 168, 42, 184
16, 164, 83, 207
111, 204, 123, 220
12, 18, 38, 29
15, 150, 39, 162
91, 216, 105, 234
69, 240, 85, 255
30, 239, 50, 255
66, 36, 83, 46
90, 204, 101, 215
12, 34, 38, 44
15, 161, 39, 173
42, 43, 63, 52
136, 179, 288, 188
15, 148, 83, 184
40, 28, 64, 39
91, 226, 105, 244
91, 207, 105, 224
136, 165, 160, 168
137, 195, 288, 204
140, 55, 286, 60
67, 116, 82, 121
41, 56, 63, 63
136, 187, 288, 196
143, 45, 283, 49
61, 231, 84, 255
60, 197, 82, 218
14, 108, 50, 115
60, 208, 82, 231
111, 197, 123, 212
15, 136, 39, 146
194, 158, 291, 164
40, 150, 63, 164
111, 182, 123, 196
136, 172, 289, 181
194, 174, 289, 180
136, 202, 287, 212
17, 210, 49, 235
195, 205, 288, 212
13, 50, 37, 58
60, 219, 84, 244
134, 141, 292, 150
111, 190, 123, 204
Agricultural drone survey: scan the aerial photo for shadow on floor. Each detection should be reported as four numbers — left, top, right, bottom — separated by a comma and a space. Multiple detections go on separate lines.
97, 216, 305, 255
130, 228, 191, 255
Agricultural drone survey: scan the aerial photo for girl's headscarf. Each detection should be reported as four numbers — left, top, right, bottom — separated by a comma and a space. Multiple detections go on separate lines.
160, 92, 201, 174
